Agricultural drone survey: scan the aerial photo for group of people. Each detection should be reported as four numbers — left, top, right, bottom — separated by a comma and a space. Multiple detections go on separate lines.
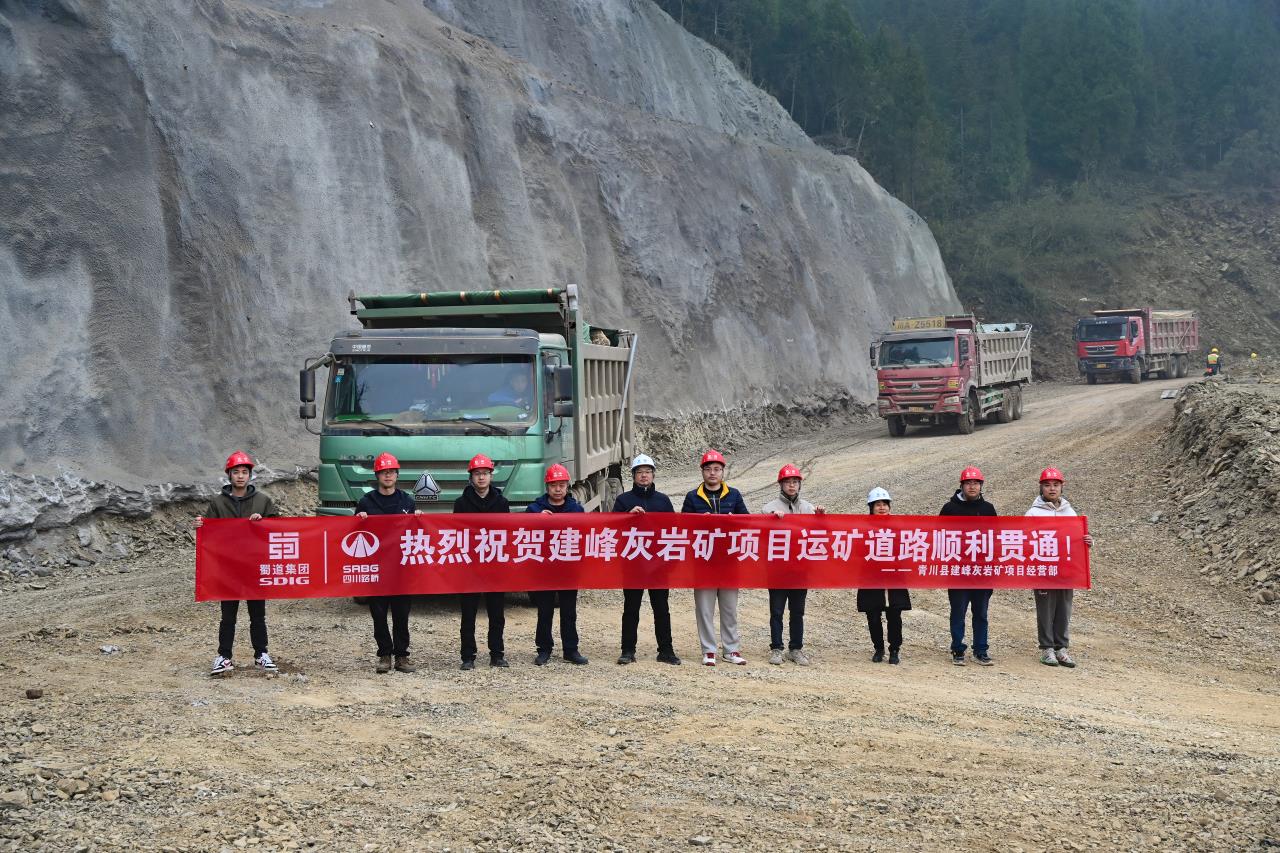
198, 449, 1093, 676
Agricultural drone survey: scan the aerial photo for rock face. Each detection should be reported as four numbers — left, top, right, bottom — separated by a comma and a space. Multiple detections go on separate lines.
0, 0, 957, 533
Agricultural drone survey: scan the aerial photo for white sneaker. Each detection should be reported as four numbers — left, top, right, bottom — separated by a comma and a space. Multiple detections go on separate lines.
725, 651, 747, 666
786, 649, 811, 666
255, 652, 278, 671
769, 649, 784, 665
702, 652, 716, 667
211, 655, 234, 676
1040, 649, 1058, 666
1055, 649, 1076, 668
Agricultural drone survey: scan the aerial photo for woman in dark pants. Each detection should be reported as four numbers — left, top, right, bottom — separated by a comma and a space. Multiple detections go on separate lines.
857, 488, 911, 664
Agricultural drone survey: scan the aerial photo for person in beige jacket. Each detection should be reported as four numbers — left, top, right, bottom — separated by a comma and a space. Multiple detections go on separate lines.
761, 464, 825, 666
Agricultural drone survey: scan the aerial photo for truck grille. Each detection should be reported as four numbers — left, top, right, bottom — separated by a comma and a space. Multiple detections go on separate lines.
881, 377, 946, 402
1085, 345, 1117, 355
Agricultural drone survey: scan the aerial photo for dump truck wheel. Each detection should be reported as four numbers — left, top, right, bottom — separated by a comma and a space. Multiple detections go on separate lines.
994, 392, 1013, 424
887, 416, 907, 437
956, 396, 977, 435
1129, 361, 1143, 384
1086, 373, 1098, 385
1012, 385, 1025, 420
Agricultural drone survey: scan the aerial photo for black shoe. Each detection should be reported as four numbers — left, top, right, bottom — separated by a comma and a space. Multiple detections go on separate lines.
617, 652, 636, 665
872, 649, 885, 663
973, 652, 994, 666
460, 659, 475, 671
534, 652, 551, 666
952, 651, 966, 666
888, 650, 900, 665
564, 651, 589, 665
489, 656, 509, 668
656, 651, 682, 666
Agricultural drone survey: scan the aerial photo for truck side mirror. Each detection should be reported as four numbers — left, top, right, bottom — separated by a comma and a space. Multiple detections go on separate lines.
959, 339, 970, 362
869, 344, 877, 367
554, 365, 573, 401
299, 402, 316, 419
553, 401, 575, 418
299, 368, 315, 403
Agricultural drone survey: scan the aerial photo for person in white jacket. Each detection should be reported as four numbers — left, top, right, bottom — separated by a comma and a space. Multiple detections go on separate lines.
1026, 467, 1094, 668
762, 464, 825, 666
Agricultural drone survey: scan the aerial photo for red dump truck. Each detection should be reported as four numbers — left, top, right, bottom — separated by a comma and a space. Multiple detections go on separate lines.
1073, 308, 1199, 384
872, 315, 1033, 437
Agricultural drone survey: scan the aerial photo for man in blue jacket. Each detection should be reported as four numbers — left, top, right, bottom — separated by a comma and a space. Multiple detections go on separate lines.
528, 464, 589, 666
614, 454, 681, 666
940, 466, 999, 667
682, 450, 750, 666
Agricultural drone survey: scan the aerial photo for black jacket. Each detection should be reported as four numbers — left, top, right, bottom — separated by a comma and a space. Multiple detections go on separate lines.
612, 483, 675, 513
453, 484, 510, 514
204, 485, 278, 519
526, 493, 585, 514
357, 489, 416, 515
939, 490, 998, 517
681, 483, 749, 515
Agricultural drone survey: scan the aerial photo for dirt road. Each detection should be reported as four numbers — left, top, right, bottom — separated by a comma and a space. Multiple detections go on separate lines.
2, 380, 1278, 851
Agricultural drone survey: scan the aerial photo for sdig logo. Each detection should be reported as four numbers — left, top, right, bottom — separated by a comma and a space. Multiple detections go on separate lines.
342, 531, 380, 558
259, 576, 311, 586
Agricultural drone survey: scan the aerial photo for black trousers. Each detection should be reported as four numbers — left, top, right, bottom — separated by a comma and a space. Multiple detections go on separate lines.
621, 589, 673, 654
460, 592, 506, 661
768, 589, 808, 650
532, 590, 578, 655
369, 595, 411, 657
218, 600, 267, 659
866, 608, 903, 653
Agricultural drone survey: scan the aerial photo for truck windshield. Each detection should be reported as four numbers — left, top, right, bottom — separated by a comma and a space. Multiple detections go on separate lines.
1077, 321, 1125, 342
879, 338, 955, 368
325, 355, 535, 434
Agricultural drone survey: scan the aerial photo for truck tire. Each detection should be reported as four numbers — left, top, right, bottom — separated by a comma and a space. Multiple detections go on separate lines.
1011, 385, 1025, 420
956, 395, 977, 435
1176, 355, 1187, 378
602, 477, 624, 512
887, 416, 907, 437
994, 391, 1013, 423
1129, 361, 1143, 384
1086, 373, 1098, 385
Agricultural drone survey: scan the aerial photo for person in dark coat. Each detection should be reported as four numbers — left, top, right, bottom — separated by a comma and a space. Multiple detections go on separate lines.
682, 450, 750, 667
940, 466, 998, 666
857, 487, 911, 665
528, 464, 589, 666
614, 454, 681, 666
454, 453, 510, 670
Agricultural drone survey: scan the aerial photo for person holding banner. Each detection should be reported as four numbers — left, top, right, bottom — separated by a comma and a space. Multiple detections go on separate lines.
454, 454, 510, 671
940, 467, 998, 666
762, 464, 824, 666
528, 464, 590, 666
614, 454, 681, 666
1027, 467, 1093, 668
857, 487, 911, 665
196, 451, 280, 677
356, 452, 423, 674
682, 450, 750, 667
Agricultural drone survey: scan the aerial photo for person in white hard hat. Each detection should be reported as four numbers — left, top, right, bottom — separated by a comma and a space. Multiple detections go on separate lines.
856, 487, 911, 665
614, 454, 681, 665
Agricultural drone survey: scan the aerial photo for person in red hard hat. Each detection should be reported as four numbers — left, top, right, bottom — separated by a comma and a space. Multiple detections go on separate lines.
527, 463, 589, 666
195, 451, 280, 677
454, 453, 511, 670
940, 466, 998, 666
682, 450, 750, 667
762, 464, 825, 666
356, 452, 423, 674
1026, 467, 1094, 669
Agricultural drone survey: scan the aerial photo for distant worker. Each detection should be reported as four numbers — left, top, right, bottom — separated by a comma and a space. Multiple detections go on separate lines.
528, 464, 589, 666
1206, 347, 1221, 376
762, 464, 825, 666
1026, 468, 1094, 669
940, 467, 998, 666
683, 450, 750, 667
614, 454, 681, 666
857, 488, 911, 665
196, 451, 280, 677
356, 452, 424, 674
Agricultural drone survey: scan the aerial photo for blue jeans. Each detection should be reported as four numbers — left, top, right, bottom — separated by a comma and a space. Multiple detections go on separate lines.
948, 589, 993, 654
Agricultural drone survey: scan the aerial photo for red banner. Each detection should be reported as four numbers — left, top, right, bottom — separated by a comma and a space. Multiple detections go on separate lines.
195, 514, 1090, 600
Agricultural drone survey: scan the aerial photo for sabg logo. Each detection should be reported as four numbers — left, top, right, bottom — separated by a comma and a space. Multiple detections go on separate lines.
342, 531, 381, 559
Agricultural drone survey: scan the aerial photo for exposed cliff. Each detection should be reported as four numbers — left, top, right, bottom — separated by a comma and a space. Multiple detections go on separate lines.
0, 0, 956, 533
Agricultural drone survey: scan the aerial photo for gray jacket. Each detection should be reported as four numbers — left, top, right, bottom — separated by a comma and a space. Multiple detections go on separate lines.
761, 493, 818, 515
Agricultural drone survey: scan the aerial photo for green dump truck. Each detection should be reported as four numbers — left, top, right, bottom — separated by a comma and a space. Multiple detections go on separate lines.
298, 286, 635, 513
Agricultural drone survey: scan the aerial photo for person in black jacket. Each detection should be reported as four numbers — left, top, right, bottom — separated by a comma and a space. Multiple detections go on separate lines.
857, 487, 911, 665
454, 453, 510, 670
940, 466, 998, 667
528, 464, 589, 666
356, 452, 423, 674
682, 450, 750, 667
614, 454, 680, 666
195, 450, 280, 677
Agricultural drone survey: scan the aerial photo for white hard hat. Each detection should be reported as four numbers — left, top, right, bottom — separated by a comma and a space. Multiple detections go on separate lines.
866, 487, 892, 505
630, 454, 656, 471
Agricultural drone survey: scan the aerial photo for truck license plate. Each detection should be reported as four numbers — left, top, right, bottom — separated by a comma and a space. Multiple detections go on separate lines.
909, 406, 928, 412
1095, 363, 1108, 369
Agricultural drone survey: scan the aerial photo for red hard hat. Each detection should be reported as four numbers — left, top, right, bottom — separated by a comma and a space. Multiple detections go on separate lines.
700, 449, 726, 468
545, 463, 571, 483
777, 464, 803, 482
1039, 467, 1065, 483
224, 450, 254, 472
468, 454, 495, 472
959, 466, 985, 483
373, 452, 400, 473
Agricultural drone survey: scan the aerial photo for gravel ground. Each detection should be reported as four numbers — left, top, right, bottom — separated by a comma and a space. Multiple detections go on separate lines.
2, 380, 1278, 852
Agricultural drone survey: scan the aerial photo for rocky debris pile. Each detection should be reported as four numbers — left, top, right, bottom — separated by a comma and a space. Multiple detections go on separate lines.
1159, 379, 1280, 604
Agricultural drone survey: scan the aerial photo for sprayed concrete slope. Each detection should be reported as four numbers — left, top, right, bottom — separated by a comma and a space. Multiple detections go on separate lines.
0, 0, 956, 533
